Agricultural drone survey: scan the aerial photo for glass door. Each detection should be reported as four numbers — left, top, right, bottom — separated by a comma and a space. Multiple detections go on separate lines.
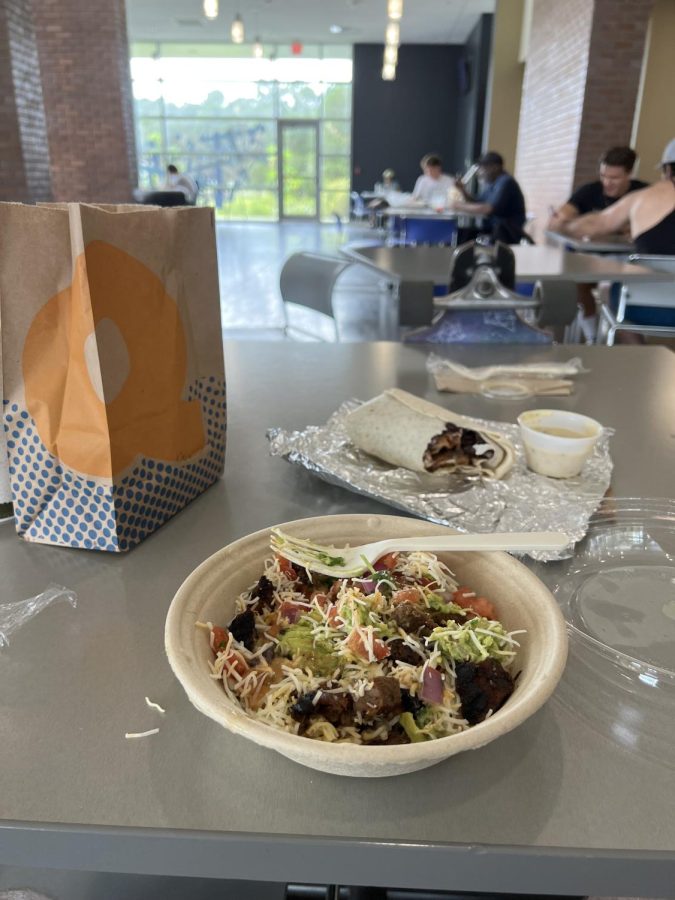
278, 120, 319, 219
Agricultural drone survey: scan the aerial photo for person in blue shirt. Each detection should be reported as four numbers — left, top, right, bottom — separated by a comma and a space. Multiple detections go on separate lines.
452, 151, 528, 244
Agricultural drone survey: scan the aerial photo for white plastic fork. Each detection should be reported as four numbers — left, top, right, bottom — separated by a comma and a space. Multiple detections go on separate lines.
269, 527, 569, 578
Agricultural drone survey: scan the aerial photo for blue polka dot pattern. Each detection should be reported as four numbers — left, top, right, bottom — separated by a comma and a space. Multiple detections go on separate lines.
2, 377, 226, 552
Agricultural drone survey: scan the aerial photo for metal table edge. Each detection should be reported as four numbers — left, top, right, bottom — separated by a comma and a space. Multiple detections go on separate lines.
1, 820, 674, 895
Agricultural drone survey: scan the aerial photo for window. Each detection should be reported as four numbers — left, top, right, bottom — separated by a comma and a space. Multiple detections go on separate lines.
130, 43, 352, 222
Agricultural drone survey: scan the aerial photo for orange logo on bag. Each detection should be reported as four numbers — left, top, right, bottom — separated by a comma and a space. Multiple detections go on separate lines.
22, 241, 205, 478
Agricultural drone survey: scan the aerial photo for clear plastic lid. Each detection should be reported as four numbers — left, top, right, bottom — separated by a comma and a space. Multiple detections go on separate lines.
529, 498, 675, 767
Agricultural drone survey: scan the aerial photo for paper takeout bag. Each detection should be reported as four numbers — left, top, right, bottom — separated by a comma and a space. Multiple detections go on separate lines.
0, 202, 225, 551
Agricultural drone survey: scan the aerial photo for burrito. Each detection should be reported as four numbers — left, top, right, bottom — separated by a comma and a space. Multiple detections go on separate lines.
345, 388, 515, 479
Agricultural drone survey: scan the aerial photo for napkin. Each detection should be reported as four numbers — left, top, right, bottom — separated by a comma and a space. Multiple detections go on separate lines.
427, 355, 586, 397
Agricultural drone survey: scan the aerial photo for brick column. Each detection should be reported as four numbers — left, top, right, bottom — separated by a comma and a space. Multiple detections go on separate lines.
0, 0, 51, 202
515, 0, 654, 240
32, 0, 137, 203
574, 0, 654, 185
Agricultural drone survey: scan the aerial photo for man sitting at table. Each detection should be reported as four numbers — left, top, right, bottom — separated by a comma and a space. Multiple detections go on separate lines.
451, 151, 528, 245
559, 139, 675, 341
563, 139, 675, 253
412, 154, 455, 206
548, 146, 648, 342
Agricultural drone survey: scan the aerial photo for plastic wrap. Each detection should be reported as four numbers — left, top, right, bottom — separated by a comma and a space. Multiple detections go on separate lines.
0, 584, 77, 648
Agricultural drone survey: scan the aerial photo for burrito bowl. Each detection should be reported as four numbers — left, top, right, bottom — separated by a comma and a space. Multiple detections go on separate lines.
165, 514, 568, 777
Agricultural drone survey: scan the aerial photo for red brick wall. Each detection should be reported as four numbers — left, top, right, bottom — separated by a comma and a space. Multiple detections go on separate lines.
515, 0, 653, 240
32, 0, 137, 203
0, 0, 51, 202
575, 0, 654, 186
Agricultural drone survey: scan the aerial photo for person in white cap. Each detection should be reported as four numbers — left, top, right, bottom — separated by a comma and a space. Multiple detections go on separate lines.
563, 138, 675, 254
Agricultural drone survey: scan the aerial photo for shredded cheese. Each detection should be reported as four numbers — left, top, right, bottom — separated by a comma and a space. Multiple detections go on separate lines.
125, 728, 159, 740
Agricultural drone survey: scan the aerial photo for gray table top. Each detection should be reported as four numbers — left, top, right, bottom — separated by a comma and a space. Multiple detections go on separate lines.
343, 242, 674, 285
2, 343, 675, 896
545, 228, 635, 254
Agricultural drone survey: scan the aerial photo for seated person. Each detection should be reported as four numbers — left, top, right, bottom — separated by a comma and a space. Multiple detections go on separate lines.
548, 146, 648, 343
164, 164, 199, 205
452, 151, 527, 245
382, 168, 399, 192
549, 146, 648, 228
561, 139, 675, 335
412, 154, 455, 206
562, 139, 674, 253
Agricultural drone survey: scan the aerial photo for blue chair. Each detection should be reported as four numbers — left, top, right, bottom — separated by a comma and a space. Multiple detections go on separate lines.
400, 216, 458, 247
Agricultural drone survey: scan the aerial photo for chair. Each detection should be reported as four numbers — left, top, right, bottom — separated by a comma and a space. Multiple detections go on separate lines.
597, 255, 675, 346
349, 191, 368, 222
279, 252, 351, 341
400, 216, 458, 247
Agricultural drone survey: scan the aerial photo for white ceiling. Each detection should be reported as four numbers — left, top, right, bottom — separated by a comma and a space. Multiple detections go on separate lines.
125, 0, 495, 46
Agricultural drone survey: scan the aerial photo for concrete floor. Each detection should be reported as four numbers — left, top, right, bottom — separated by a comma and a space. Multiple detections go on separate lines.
217, 220, 396, 342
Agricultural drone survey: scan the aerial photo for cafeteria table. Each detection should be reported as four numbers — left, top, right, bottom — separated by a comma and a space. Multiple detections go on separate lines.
544, 229, 635, 254
1, 342, 675, 898
342, 243, 673, 288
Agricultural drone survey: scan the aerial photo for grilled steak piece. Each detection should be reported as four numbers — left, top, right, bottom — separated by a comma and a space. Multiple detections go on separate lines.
388, 638, 423, 666
250, 574, 275, 612
290, 690, 354, 727
390, 602, 436, 636
354, 676, 402, 721
423, 423, 494, 472
455, 658, 515, 725
228, 609, 256, 651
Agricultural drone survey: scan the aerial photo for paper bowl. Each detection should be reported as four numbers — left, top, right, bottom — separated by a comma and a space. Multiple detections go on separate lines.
165, 514, 568, 777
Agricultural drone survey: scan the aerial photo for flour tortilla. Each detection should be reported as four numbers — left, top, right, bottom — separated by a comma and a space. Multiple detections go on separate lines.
345, 388, 515, 479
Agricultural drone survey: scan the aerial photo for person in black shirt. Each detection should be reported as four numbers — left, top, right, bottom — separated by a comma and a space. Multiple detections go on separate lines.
453, 151, 528, 245
548, 146, 648, 341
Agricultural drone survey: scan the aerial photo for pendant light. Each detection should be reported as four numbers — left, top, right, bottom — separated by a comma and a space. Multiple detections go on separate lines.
385, 20, 400, 46
383, 44, 398, 65
231, 12, 245, 43
382, 62, 396, 81
387, 0, 403, 19
253, 37, 264, 58
203, 0, 218, 20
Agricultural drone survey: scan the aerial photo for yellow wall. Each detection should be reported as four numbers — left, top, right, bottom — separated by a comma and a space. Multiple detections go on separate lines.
484, 0, 526, 170
633, 0, 675, 178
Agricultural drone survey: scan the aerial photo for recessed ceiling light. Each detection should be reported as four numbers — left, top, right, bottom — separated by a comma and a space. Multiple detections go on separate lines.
329, 24, 343, 34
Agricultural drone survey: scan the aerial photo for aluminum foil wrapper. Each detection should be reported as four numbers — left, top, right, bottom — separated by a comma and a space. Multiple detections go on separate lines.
267, 401, 613, 562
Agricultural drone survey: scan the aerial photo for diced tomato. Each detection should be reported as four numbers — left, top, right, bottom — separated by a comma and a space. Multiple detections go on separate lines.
453, 586, 477, 607
276, 555, 297, 579
210, 626, 249, 676
222, 649, 249, 679
326, 604, 342, 626
374, 551, 398, 570
210, 626, 230, 654
311, 591, 329, 608
452, 587, 496, 619
391, 587, 420, 606
279, 600, 309, 623
346, 629, 390, 661
469, 597, 497, 620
